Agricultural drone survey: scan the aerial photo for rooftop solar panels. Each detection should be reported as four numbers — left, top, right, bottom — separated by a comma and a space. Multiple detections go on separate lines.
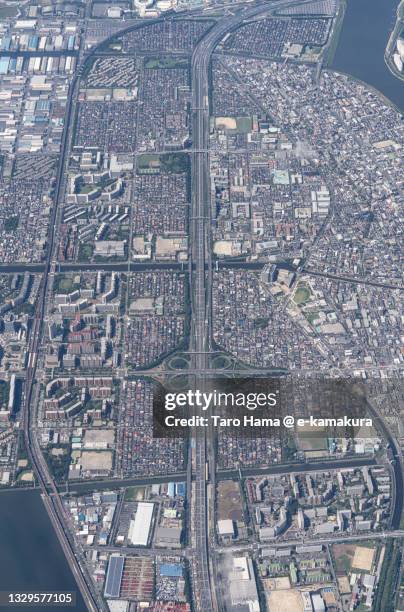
104, 554, 124, 598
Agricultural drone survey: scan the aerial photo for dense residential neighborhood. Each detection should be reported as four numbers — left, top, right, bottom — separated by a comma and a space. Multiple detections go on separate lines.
0, 0, 402, 611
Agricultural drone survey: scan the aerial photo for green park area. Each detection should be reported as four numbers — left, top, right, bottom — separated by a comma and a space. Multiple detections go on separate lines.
137, 152, 189, 174
293, 283, 312, 305
78, 243, 94, 262
124, 486, 147, 501
235, 117, 253, 133
305, 311, 319, 325
145, 56, 189, 69
54, 275, 81, 294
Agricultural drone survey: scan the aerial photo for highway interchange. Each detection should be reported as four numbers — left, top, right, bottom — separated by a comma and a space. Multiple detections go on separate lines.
189, 0, 352, 608
15, 1, 404, 610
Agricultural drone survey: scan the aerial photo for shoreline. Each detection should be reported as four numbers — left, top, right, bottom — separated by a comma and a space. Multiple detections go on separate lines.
384, 0, 404, 84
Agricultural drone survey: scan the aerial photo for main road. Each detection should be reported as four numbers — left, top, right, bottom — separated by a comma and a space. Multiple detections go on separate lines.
19, 1, 400, 611
21, 25, 106, 612
190, 0, 326, 608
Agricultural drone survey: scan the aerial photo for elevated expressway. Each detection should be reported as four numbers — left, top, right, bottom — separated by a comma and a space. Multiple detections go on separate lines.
190, 1, 325, 608
19, 1, 401, 611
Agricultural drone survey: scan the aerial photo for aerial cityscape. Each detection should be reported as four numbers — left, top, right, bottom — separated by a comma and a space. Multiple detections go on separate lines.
0, 0, 403, 611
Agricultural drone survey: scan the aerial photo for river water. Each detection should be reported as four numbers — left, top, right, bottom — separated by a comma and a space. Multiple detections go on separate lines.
331, 0, 403, 112
0, 489, 87, 611
0, 1, 402, 609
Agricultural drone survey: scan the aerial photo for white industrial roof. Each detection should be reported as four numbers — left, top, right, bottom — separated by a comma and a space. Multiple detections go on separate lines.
128, 502, 154, 546
217, 519, 234, 536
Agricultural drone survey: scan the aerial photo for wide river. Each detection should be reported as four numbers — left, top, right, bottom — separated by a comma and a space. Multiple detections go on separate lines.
0, 1, 402, 609
0, 489, 87, 611
331, 0, 403, 111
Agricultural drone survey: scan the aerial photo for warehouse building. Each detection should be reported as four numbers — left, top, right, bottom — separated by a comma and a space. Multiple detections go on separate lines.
228, 556, 259, 612
104, 554, 124, 598
128, 502, 154, 546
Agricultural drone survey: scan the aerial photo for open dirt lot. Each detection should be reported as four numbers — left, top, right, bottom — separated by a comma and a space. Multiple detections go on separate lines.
338, 576, 351, 594
267, 589, 303, 612
217, 480, 243, 521
80, 450, 113, 471
352, 546, 375, 571
264, 577, 291, 590
215, 117, 237, 129
332, 543, 356, 573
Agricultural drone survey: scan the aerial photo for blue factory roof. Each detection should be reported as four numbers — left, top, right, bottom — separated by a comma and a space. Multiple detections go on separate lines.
159, 563, 183, 578
176, 482, 186, 497
167, 482, 175, 498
